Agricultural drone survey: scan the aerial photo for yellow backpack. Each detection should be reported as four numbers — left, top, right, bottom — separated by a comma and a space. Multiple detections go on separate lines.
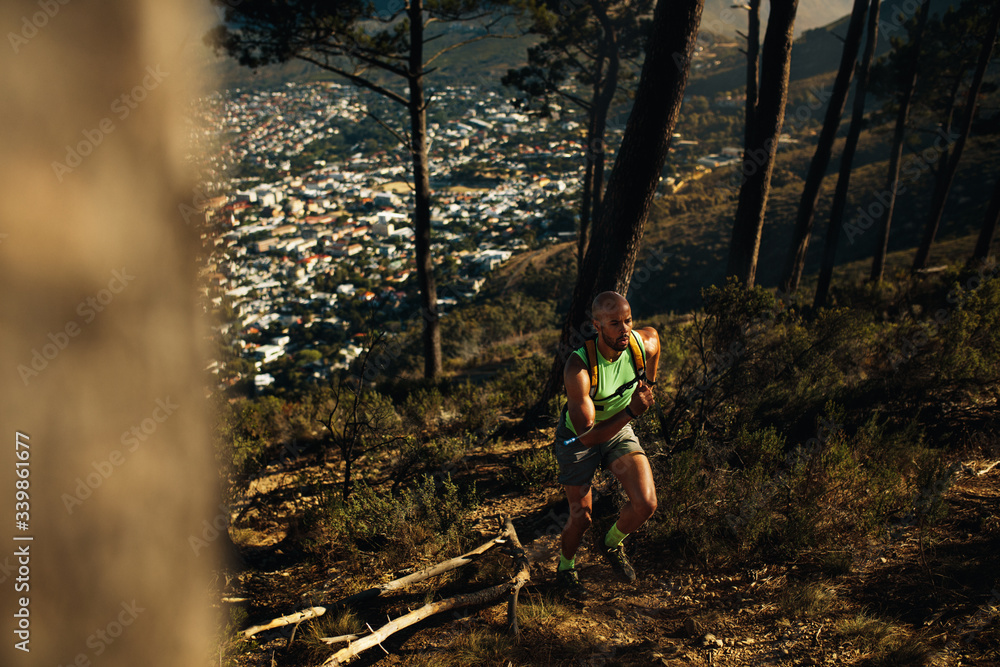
582, 329, 646, 403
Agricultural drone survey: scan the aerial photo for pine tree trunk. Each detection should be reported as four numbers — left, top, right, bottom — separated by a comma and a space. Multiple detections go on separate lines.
870, 0, 931, 283
580, 134, 596, 267
579, 12, 618, 268
726, 0, 799, 286
539, 0, 705, 406
814, 0, 880, 308
744, 0, 760, 151
408, 0, 442, 379
973, 175, 1000, 261
911, 2, 1000, 271
781, 0, 869, 293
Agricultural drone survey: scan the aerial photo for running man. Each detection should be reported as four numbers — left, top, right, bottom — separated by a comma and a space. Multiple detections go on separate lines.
553, 291, 659, 589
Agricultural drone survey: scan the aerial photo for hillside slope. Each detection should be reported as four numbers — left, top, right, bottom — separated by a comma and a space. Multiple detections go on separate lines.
217, 424, 1000, 666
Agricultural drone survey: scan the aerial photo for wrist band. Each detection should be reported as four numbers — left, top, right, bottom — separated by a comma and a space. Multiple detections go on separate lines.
625, 406, 637, 419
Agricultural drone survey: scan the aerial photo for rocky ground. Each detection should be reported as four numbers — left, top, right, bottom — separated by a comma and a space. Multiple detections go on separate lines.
217, 434, 1000, 667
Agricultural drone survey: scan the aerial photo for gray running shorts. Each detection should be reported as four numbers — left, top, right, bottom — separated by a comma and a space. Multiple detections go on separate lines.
552, 412, 645, 487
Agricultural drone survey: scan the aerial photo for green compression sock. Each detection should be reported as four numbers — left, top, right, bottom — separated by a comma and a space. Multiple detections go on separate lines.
558, 552, 576, 571
605, 522, 628, 548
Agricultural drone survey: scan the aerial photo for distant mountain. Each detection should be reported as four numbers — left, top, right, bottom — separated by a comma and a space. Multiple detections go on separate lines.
202, 0, 966, 92
701, 0, 855, 37
689, 0, 964, 98
701, 0, 961, 38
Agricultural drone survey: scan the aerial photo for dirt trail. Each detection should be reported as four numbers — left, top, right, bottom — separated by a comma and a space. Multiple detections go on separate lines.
222, 442, 1000, 667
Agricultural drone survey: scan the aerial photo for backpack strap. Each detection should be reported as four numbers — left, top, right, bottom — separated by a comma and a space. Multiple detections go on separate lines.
628, 329, 646, 382
584, 338, 599, 399
585, 331, 646, 407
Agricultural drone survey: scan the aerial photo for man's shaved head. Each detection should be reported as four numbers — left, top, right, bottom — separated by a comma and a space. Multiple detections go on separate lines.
591, 292, 633, 354
592, 291, 629, 318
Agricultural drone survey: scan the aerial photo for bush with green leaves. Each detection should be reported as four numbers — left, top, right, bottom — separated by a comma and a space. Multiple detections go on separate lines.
508, 446, 558, 491
643, 274, 984, 565
651, 409, 923, 564
317, 473, 478, 567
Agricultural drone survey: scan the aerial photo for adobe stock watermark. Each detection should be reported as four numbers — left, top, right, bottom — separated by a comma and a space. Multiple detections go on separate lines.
680, 287, 791, 403
7, 0, 71, 54
188, 504, 233, 556
725, 417, 844, 538
177, 186, 212, 225
844, 126, 960, 245
879, 0, 924, 39
55, 600, 145, 667
61, 397, 180, 514
51, 65, 169, 182
372, 0, 404, 20
889, 258, 999, 371
17, 267, 135, 386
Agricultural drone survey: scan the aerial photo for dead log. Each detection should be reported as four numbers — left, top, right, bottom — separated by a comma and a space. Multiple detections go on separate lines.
504, 516, 531, 636
319, 581, 514, 666
319, 633, 363, 645
332, 525, 512, 608
318, 517, 530, 666
243, 606, 326, 638
977, 460, 1000, 476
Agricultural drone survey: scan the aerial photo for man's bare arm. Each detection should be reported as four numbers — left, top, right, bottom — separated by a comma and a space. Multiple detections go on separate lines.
563, 353, 654, 448
637, 326, 661, 384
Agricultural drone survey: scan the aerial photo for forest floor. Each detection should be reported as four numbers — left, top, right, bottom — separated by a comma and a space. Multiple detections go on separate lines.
218, 429, 1000, 667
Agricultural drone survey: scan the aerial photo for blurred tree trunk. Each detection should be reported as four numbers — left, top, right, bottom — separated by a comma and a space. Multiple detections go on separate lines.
870, 0, 931, 283
973, 175, 1000, 261
781, 0, 869, 293
814, 0, 881, 308
726, 0, 799, 286
539, 0, 705, 406
911, 3, 1000, 271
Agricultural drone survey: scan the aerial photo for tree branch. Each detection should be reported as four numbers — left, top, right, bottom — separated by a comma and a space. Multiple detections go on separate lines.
295, 54, 409, 106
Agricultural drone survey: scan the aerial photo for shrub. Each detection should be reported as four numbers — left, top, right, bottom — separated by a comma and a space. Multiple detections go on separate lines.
317, 473, 478, 567
649, 405, 925, 565
508, 446, 558, 491
492, 354, 549, 412
400, 386, 445, 429
450, 380, 506, 434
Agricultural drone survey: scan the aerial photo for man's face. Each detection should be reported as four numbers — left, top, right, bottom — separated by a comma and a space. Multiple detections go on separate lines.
594, 301, 633, 353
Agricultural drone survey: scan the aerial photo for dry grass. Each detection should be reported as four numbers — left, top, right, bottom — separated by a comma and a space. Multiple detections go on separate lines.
516, 590, 570, 628
778, 581, 837, 619
836, 613, 936, 666
301, 608, 364, 663
410, 628, 515, 666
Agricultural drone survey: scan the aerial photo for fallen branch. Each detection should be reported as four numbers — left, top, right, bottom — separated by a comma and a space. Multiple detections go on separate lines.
977, 460, 1000, 476
320, 581, 514, 666
319, 633, 363, 645
331, 525, 512, 608
318, 516, 530, 666
243, 606, 326, 638
504, 516, 531, 636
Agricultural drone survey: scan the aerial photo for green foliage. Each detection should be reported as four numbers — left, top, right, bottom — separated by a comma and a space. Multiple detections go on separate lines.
935, 275, 1000, 394
645, 273, 996, 565
451, 380, 507, 434
213, 395, 293, 501
492, 354, 550, 411
508, 446, 558, 491
318, 473, 478, 565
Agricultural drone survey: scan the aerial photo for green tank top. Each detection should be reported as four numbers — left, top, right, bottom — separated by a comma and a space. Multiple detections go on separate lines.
564, 332, 645, 435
